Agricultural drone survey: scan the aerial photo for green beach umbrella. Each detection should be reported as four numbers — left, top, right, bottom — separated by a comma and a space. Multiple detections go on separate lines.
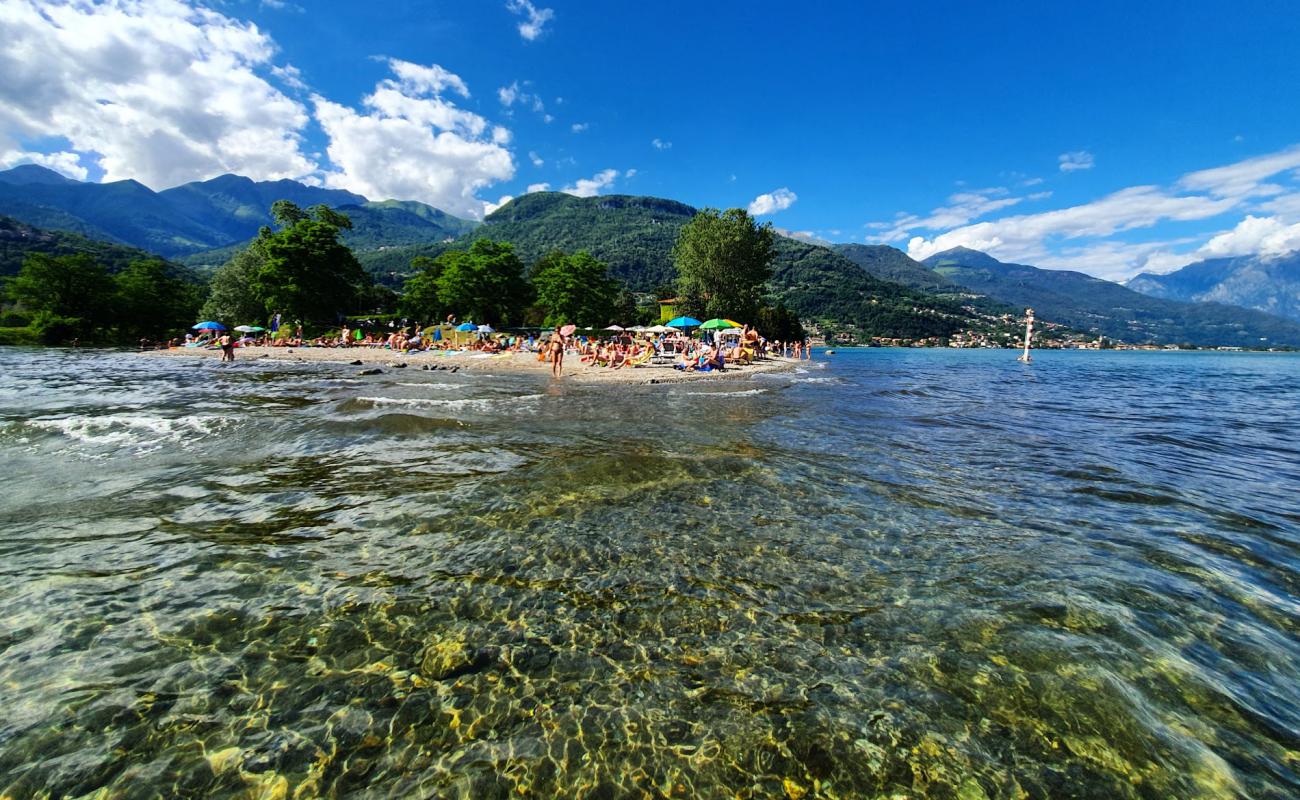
699, 318, 739, 330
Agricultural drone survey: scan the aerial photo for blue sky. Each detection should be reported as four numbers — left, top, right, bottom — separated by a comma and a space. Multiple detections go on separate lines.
2, 0, 1300, 278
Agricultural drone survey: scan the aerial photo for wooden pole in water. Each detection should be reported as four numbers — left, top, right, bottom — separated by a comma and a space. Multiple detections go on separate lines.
1018, 308, 1034, 362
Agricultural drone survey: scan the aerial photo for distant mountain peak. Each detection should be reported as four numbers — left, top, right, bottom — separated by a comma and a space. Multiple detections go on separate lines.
0, 164, 82, 185
924, 246, 1003, 268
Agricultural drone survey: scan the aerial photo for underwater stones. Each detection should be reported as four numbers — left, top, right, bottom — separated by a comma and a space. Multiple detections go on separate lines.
349, 360, 363, 366
326, 705, 375, 749
207, 746, 243, 775
358, 368, 383, 376
419, 635, 497, 681
386, 362, 407, 368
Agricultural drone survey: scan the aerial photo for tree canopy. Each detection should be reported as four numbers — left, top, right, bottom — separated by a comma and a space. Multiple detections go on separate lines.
673, 208, 774, 323
431, 238, 530, 325
530, 249, 620, 327
6, 253, 204, 343
252, 202, 370, 323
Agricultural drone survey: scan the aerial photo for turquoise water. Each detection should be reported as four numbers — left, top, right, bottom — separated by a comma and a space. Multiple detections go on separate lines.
0, 347, 1297, 798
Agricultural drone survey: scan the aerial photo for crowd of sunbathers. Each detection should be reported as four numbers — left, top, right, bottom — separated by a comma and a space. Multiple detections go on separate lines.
170, 319, 814, 370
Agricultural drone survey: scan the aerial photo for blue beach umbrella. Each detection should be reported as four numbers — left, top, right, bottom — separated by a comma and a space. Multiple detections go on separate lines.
192, 321, 226, 330
666, 316, 701, 328
455, 323, 477, 331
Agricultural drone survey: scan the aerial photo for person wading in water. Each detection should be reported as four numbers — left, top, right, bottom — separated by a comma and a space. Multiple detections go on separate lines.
549, 326, 567, 378
219, 331, 235, 362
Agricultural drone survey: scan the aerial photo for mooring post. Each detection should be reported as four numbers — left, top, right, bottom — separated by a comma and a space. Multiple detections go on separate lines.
1018, 308, 1034, 363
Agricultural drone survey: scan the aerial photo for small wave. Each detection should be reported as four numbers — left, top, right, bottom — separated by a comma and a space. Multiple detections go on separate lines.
28, 414, 230, 451
352, 394, 543, 413
395, 383, 462, 390
672, 388, 769, 397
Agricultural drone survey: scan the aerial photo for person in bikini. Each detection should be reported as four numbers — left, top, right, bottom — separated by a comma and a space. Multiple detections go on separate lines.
549, 326, 567, 378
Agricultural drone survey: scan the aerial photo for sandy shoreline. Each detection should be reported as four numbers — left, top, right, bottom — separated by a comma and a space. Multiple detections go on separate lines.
142, 345, 802, 383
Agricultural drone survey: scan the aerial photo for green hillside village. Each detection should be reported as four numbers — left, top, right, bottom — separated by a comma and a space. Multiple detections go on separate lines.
2, 165, 1299, 353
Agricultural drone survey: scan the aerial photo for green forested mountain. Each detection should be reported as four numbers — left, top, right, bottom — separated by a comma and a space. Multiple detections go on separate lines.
156, 173, 367, 245
464, 192, 979, 338
832, 243, 957, 292
0, 168, 229, 254
1127, 251, 1300, 324
0, 166, 478, 261
924, 246, 1300, 346
0, 215, 170, 276
479, 192, 693, 290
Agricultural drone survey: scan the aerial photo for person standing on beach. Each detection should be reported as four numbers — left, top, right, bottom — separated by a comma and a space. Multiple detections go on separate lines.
549, 326, 567, 378
218, 331, 235, 362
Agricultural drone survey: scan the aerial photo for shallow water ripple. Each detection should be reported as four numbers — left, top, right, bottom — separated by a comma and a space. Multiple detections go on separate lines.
0, 347, 1297, 798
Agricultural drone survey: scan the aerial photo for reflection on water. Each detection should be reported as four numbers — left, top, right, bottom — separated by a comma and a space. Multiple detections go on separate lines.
0, 347, 1298, 798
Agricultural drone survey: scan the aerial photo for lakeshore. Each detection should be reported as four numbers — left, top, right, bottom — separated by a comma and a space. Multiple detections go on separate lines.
143, 344, 803, 383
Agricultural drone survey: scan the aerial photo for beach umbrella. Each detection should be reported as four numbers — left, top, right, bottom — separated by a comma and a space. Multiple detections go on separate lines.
647, 324, 674, 334
666, 316, 702, 328
699, 318, 738, 330
455, 323, 477, 332
604, 325, 625, 331
192, 321, 225, 330
477, 324, 495, 334
233, 325, 265, 332
560, 324, 577, 337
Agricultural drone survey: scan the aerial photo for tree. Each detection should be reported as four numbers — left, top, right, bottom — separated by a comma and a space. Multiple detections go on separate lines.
253, 202, 371, 323
200, 246, 270, 325
673, 208, 774, 323
398, 255, 444, 322
8, 253, 115, 342
115, 259, 204, 340
755, 302, 805, 341
531, 249, 621, 327
434, 239, 530, 324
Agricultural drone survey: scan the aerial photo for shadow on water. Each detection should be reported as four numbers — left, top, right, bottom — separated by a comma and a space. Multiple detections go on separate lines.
0, 347, 1297, 798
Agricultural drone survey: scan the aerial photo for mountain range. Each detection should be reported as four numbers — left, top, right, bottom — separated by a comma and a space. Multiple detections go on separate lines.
1127, 251, 1300, 324
923, 247, 1300, 346
3, 164, 1300, 346
0, 165, 476, 260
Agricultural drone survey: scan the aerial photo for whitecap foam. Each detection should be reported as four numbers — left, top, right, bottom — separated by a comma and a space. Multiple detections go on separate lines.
395, 383, 462, 390
357, 394, 544, 413
671, 388, 769, 397
28, 414, 230, 452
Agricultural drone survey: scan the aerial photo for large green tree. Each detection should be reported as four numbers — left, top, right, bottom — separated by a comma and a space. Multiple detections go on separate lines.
115, 259, 204, 340
531, 249, 621, 327
253, 202, 370, 323
200, 246, 269, 325
8, 253, 115, 341
672, 207, 774, 323
397, 255, 444, 322
433, 239, 530, 324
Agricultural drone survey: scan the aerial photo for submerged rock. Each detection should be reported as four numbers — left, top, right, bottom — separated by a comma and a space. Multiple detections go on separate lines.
358, 368, 383, 376
419, 635, 497, 681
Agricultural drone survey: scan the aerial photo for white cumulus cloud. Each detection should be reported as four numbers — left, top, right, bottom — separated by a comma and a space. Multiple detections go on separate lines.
571, 122, 588, 133
652, 138, 672, 150
505, 0, 554, 41
0, 0, 316, 188
313, 58, 514, 218
526, 182, 551, 193
1058, 151, 1095, 172
1198, 215, 1300, 258
561, 169, 621, 197
0, 149, 88, 180
528, 151, 544, 167
748, 187, 797, 216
